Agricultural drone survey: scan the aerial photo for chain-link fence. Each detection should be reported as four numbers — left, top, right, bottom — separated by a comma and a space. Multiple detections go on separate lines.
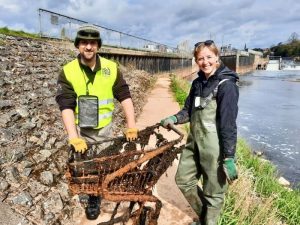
38, 8, 180, 54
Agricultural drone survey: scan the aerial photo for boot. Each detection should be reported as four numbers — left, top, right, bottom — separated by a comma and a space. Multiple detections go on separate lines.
204, 207, 221, 225
85, 195, 101, 220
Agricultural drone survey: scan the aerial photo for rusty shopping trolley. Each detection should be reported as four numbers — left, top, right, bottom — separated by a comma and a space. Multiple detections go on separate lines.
65, 124, 184, 225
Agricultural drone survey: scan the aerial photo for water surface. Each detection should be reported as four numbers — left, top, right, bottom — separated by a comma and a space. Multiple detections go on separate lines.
238, 70, 300, 187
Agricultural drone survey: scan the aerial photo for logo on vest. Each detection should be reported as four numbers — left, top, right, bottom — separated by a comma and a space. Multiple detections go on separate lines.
102, 68, 111, 77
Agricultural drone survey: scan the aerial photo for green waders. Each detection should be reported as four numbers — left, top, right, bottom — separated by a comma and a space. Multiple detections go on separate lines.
175, 98, 228, 225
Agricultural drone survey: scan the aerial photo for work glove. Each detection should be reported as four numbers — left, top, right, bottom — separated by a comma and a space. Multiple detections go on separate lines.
160, 115, 177, 128
125, 128, 138, 142
69, 138, 88, 154
223, 158, 238, 184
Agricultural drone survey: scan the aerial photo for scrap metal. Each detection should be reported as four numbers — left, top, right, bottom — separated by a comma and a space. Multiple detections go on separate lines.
65, 124, 184, 225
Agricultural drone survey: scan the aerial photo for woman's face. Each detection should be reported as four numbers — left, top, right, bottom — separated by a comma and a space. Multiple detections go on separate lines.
195, 46, 218, 77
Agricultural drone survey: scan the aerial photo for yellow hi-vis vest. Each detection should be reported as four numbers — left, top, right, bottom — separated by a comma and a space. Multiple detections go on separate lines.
63, 57, 117, 129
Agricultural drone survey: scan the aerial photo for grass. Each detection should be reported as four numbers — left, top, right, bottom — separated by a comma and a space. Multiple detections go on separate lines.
169, 73, 300, 225
0, 39, 5, 46
0, 26, 39, 39
170, 74, 191, 108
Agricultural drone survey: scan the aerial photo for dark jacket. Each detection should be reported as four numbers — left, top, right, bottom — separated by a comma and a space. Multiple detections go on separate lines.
175, 64, 239, 158
56, 54, 131, 111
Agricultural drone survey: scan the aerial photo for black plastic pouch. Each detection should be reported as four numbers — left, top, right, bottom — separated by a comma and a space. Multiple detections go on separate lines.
78, 95, 98, 128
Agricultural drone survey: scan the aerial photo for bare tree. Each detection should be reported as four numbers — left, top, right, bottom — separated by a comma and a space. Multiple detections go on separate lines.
288, 32, 299, 43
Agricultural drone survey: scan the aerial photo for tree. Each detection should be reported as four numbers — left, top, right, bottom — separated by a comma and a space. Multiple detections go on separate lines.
287, 32, 299, 44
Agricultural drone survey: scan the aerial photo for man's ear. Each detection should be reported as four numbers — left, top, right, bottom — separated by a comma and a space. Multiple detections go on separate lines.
98, 39, 102, 48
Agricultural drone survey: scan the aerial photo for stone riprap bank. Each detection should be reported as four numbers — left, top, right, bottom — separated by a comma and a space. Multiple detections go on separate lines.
0, 34, 154, 225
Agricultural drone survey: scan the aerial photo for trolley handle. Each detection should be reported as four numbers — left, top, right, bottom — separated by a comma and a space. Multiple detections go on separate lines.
158, 123, 184, 142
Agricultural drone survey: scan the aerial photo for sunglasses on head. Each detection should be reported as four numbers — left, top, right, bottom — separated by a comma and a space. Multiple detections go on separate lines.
194, 40, 214, 48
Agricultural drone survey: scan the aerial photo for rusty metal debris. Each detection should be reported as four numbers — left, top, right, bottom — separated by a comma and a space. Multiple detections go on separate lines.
65, 124, 184, 225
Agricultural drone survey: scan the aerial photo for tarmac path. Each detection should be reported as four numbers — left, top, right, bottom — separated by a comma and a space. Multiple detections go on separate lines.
78, 70, 197, 225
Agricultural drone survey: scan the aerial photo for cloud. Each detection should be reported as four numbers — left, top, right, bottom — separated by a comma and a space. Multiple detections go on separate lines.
0, 0, 299, 49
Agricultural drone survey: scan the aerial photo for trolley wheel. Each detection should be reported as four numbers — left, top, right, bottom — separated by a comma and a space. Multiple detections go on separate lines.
138, 206, 151, 225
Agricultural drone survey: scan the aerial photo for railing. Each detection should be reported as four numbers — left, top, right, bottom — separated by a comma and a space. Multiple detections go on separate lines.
38, 8, 189, 56
268, 56, 282, 60
220, 49, 238, 56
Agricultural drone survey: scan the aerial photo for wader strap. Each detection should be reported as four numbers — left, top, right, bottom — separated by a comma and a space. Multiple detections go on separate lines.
197, 79, 229, 109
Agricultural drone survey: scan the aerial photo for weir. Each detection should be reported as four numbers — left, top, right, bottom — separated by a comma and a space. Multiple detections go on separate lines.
38, 8, 267, 75
220, 49, 268, 74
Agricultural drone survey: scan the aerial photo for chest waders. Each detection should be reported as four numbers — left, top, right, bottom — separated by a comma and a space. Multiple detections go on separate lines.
175, 92, 228, 225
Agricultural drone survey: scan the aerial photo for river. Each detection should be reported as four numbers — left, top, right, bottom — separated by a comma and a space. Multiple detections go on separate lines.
238, 70, 300, 188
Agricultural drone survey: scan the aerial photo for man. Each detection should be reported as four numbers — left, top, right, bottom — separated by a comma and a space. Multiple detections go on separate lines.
56, 24, 138, 220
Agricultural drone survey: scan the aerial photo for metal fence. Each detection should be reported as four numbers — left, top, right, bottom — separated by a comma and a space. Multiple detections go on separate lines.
38, 8, 180, 54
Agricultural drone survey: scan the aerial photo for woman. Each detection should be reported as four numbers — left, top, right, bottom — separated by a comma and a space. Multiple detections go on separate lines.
160, 40, 239, 225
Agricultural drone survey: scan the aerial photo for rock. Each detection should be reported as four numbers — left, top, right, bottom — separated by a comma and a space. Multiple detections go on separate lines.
0, 100, 13, 109
43, 212, 55, 224
278, 176, 290, 186
254, 150, 264, 156
42, 192, 64, 214
54, 182, 70, 201
22, 168, 32, 177
20, 160, 34, 169
28, 179, 49, 197
16, 107, 29, 118
5, 167, 20, 184
0, 114, 11, 127
21, 121, 36, 130
32, 149, 52, 163
10, 146, 25, 162
12, 191, 33, 207
40, 171, 54, 186
0, 178, 9, 191
0, 128, 15, 142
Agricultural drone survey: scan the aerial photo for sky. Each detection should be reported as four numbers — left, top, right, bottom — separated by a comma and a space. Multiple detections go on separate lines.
0, 0, 299, 50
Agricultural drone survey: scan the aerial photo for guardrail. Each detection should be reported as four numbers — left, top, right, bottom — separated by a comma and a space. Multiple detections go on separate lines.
38, 8, 190, 57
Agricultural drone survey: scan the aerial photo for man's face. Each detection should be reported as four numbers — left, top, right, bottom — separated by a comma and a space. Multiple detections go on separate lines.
78, 40, 99, 62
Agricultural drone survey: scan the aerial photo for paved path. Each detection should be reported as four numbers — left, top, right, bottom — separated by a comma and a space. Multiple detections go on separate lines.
78, 73, 196, 225
138, 75, 195, 225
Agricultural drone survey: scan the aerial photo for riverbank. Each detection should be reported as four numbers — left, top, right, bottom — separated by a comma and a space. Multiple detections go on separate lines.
170, 74, 300, 225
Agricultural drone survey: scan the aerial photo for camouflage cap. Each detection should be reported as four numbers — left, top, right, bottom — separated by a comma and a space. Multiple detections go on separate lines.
74, 24, 102, 48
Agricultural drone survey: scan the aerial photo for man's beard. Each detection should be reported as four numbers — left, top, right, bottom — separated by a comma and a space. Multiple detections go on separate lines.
82, 51, 96, 63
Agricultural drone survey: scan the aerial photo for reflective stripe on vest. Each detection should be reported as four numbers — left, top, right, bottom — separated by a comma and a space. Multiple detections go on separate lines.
63, 57, 117, 129
75, 111, 113, 121
75, 99, 114, 107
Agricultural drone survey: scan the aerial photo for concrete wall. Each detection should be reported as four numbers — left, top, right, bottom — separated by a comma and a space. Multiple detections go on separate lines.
101, 53, 192, 74
220, 55, 237, 71
221, 51, 268, 74
237, 54, 255, 74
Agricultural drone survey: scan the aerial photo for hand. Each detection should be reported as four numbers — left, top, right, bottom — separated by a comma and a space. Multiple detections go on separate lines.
160, 115, 177, 128
69, 138, 88, 154
223, 158, 238, 183
125, 128, 138, 142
